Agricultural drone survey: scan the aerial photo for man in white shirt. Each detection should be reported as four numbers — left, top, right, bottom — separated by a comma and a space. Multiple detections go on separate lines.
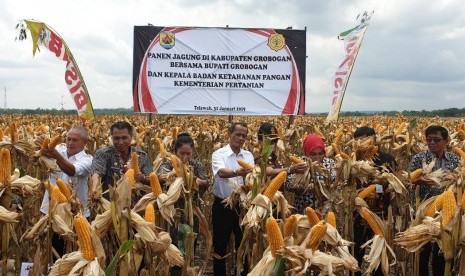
211, 122, 254, 276
40, 126, 92, 216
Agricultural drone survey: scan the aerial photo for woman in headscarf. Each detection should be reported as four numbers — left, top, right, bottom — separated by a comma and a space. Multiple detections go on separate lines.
286, 134, 336, 214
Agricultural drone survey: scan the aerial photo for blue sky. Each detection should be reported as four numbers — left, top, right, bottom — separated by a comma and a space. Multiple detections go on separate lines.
0, 0, 464, 113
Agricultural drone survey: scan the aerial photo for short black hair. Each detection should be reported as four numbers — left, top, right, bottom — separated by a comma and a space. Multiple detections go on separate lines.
257, 122, 278, 141
425, 125, 449, 139
173, 133, 194, 152
229, 122, 248, 134
110, 121, 133, 135
354, 126, 376, 139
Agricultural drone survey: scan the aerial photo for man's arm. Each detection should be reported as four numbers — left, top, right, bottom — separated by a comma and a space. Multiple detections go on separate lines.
135, 151, 152, 185
42, 147, 76, 176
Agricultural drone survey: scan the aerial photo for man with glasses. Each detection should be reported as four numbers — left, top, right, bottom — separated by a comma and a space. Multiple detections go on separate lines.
409, 125, 460, 276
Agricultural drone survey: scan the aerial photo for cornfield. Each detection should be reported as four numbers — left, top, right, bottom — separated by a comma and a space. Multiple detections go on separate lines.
1, 113, 465, 275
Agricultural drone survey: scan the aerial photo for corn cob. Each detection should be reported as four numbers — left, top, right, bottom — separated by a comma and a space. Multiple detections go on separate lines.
306, 207, 321, 227
313, 126, 324, 138
125, 169, 135, 188
453, 146, 465, 160
0, 129, 3, 140
289, 155, 303, 164
326, 211, 336, 228
51, 185, 68, 203
56, 178, 71, 200
410, 168, 423, 182
145, 204, 155, 223
357, 184, 377, 200
262, 171, 287, 200
170, 155, 183, 177
277, 127, 283, 139
395, 122, 406, 136
41, 137, 50, 151
377, 125, 387, 135
360, 207, 384, 236
307, 220, 327, 251
334, 129, 343, 145
266, 217, 284, 257
156, 138, 166, 156
331, 143, 349, 159
0, 148, 11, 184
62, 121, 71, 129
9, 123, 16, 142
150, 172, 163, 197
131, 152, 140, 174
171, 126, 179, 139
442, 190, 456, 226
48, 134, 62, 149
74, 213, 96, 261
237, 159, 254, 170
458, 129, 465, 141
283, 215, 297, 238
364, 146, 379, 160
425, 194, 444, 217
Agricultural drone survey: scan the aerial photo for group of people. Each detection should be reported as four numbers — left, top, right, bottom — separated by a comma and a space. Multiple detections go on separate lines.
40, 120, 459, 276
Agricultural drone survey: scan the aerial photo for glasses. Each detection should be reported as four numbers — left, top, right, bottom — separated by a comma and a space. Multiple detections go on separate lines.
426, 138, 444, 143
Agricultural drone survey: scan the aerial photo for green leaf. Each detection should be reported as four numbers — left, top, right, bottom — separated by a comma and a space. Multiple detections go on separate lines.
177, 223, 191, 255
271, 257, 285, 276
105, 240, 135, 276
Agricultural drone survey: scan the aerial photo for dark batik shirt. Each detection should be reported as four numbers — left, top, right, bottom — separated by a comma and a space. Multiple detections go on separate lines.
409, 150, 460, 200
91, 146, 152, 192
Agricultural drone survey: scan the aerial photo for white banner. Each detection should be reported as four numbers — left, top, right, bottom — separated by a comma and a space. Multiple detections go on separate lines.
325, 21, 369, 123
134, 27, 306, 115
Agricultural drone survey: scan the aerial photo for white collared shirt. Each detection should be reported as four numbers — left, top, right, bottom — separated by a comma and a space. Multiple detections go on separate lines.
40, 144, 93, 217
212, 144, 254, 199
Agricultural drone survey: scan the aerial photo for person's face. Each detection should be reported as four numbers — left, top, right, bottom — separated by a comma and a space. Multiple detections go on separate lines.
426, 131, 448, 155
111, 128, 132, 154
66, 129, 86, 156
230, 125, 248, 149
176, 143, 193, 163
307, 147, 325, 163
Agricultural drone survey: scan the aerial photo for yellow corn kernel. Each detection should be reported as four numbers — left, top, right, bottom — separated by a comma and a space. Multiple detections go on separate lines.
0, 148, 11, 185
425, 194, 444, 217
442, 190, 456, 226
307, 220, 327, 251
306, 207, 321, 227
48, 134, 62, 149
74, 214, 96, 261
283, 215, 297, 238
51, 185, 68, 203
41, 137, 50, 152
145, 204, 155, 223
56, 178, 71, 200
453, 147, 465, 160
360, 207, 384, 237
334, 129, 343, 145
170, 155, 183, 177
331, 143, 349, 159
171, 126, 179, 139
357, 185, 377, 200
9, 123, 16, 143
326, 211, 336, 228
156, 138, 166, 156
277, 127, 283, 139
288, 155, 303, 164
125, 169, 135, 188
266, 217, 284, 257
262, 171, 287, 200
150, 172, 163, 197
410, 168, 423, 182
237, 159, 254, 170
131, 152, 140, 174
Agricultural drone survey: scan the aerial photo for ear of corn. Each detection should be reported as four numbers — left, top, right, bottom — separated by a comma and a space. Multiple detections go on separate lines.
237, 159, 254, 170
56, 178, 71, 200
0, 148, 11, 185
171, 126, 179, 139
48, 134, 62, 149
410, 168, 423, 182
357, 184, 376, 200
289, 156, 303, 164
131, 152, 140, 174
425, 193, 445, 217
395, 122, 406, 136
360, 207, 384, 237
331, 143, 349, 159
170, 155, 183, 177
144, 204, 155, 223
458, 129, 465, 141
453, 146, 465, 160
277, 127, 283, 139
9, 123, 16, 142
442, 190, 456, 225
263, 171, 287, 200
283, 215, 297, 238
74, 214, 96, 261
326, 211, 336, 228
364, 146, 379, 160
41, 137, 50, 151
306, 207, 321, 227
51, 185, 68, 203
266, 217, 284, 257
334, 129, 343, 145
150, 172, 163, 197
125, 169, 135, 188
307, 220, 327, 251
156, 137, 166, 156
